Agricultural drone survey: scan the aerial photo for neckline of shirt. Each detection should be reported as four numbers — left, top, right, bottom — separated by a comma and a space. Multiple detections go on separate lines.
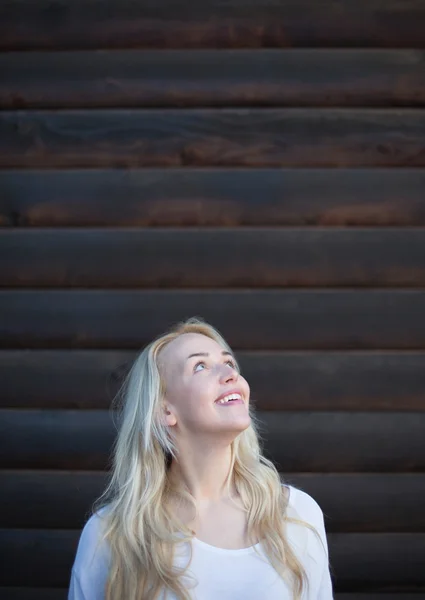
190, 484, 294, 555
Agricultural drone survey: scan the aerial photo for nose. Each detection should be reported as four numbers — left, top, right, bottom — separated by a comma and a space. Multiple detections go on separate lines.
219, 363, 238, 383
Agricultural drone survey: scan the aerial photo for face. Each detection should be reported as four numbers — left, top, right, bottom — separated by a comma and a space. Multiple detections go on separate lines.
158, 333, 251, 441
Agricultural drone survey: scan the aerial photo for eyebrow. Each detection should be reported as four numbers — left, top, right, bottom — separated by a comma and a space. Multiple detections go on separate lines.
186, 351, 233, 361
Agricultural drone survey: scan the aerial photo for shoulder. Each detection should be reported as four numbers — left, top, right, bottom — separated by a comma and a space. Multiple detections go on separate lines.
285, 484, 325, 524
283, 483, 329, 557
72, 506, 111, 576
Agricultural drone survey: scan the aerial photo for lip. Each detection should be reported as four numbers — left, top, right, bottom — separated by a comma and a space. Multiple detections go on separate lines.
214, 389, 244, 404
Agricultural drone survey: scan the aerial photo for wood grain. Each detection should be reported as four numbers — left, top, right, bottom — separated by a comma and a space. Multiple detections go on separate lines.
2, 169, 425, 228
2, 49, 425, 109
0, 590, 67, 600
2, 471, 424, 532
1, 410, 424, 472
1, 529, 424, 589
1, 290, 425, 350
1, 0, 425, 50
2, 228, 425, 288
0, 590, 423, 600
2, 109, 425, 168
2, 349, 425, 411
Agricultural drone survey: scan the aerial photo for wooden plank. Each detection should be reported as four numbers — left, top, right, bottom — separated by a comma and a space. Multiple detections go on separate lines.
1, 410, 424, 472
0, 590, 67, 600
0, 529, 78, 587
336, 596, 425, 600
3, 593, 421, 600
2, 471, 425, 532
283, 473, 425, 533
2, 228, 425, 288
7, 593, 422, 600
1, 290, 425, 350
2, 49, 425, 109
2, 350, 425, 411
1, 109, 425, 169
2, 168, 424, 228
259, 412, 425, 473
240, 351, 425, 412
1, 0, 424, 50
330, 534, 425, 591
1, 529, 424, 589
2, 591, 424, 599
0, 471, 107, 529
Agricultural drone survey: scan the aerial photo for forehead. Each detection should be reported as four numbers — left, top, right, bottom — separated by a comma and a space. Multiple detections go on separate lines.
159, 332, 226, 370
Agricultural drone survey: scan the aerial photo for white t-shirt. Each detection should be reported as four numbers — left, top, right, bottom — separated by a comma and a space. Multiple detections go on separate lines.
68, 485, 334, 599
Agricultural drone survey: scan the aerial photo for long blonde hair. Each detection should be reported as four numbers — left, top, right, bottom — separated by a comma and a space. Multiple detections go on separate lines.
94, 317, 323, 599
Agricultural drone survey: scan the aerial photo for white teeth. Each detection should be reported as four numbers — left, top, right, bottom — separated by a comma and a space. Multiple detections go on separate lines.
216, 393, 242, 404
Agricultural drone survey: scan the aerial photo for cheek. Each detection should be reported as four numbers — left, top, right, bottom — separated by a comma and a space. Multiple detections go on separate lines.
172, 376, 214, 417
240, 376, 250, 399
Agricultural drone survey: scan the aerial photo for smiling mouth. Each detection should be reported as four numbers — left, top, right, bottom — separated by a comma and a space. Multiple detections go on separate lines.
215, 393, 244, 405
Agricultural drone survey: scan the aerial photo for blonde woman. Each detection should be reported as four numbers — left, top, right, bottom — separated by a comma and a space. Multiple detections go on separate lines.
68, 318, 334, 600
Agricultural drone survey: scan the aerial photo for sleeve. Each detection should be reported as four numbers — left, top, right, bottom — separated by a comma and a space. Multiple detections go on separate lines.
313, 501, 334, 600
68, 513, 111, 600
68, 569, 86, 600
288, 486, 334, 600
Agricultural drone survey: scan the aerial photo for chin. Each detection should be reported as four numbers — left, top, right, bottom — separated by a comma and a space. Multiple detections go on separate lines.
225, 415, 252, 433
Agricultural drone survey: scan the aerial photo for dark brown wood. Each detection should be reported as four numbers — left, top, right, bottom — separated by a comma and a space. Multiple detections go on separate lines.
259, 412, 425, 473
284, 473, 425, 533
2, 349, 425, 411
9, 591, 418, 600
0, 590, 67, 600
336, 596, 425, 600
1, 109, 425, 169
2, 228, 425, 288
1, 529, 425, 589
0, 350, 128, 410
0, 411, 115, 471
241, 351, 425, 412
0, 471, 108, 529
0, 529, 78, 587
2, 168, 425, 228
2, 471, 425, 532
2, 49, 425, 109
1, 290, 425, 350
1, 410, 424, 472
11, 593, 421, 600
1, 0, 425, 50
330, 534, 425, 591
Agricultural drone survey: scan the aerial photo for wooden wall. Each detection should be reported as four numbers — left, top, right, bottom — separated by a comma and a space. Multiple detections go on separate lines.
1, 1, 425, 598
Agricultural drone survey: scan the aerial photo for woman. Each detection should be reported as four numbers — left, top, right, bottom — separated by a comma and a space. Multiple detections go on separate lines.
69, 317, 334, 599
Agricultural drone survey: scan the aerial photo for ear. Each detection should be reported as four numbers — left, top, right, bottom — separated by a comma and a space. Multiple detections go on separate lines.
162, 401, 177, 427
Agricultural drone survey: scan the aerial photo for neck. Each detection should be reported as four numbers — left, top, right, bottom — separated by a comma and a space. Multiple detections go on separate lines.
168, 438, 237, 504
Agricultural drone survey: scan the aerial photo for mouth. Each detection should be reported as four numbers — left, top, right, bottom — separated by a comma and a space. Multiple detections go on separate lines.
214, 392, 244, 406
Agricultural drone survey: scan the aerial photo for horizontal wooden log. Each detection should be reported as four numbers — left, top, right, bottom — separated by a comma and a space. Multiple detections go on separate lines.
1, 0, 425, 50
1, 290, 425, 350
1, 410, 424, 472
336, 596, 425, 600
1, 529, 424, 590
2, 49, 425, 109
1, 592, 423, 600
2, 471, 425, 532
0, 471, 107, 529
1, 168, 425, 228
330, 534, 425, 591
2, 350, 425, 411
0, 529, 78, 588
1, 109, 425, 168
2, 227, 425, 288
0, 590, 67, 600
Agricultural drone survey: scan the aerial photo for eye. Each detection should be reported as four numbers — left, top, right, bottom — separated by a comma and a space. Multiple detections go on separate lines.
194, 361, 206, 373
226, 359, 237, 369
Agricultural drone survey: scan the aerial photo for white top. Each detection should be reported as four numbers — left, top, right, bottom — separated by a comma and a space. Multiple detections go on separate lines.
68, 485, 334, 599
